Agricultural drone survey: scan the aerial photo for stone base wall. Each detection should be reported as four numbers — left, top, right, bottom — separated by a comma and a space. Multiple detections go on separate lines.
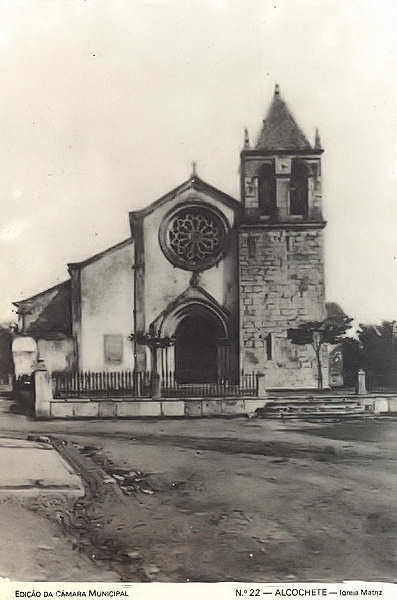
42, 394, 397, 419
239, 228, 327, 389
46, 398, 266, 419
359, 395, 397, 414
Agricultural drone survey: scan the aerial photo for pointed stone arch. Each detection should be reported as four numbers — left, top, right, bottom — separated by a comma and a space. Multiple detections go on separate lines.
149, 286, 236, 382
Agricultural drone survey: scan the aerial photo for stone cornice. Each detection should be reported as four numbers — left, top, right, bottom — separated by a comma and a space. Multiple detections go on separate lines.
241, 149, 323, 158
239, 220, 327, 231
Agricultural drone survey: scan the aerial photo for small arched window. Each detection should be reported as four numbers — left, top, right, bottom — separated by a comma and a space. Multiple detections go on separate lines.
290, 160, 308, 216
258, 163, 276, 216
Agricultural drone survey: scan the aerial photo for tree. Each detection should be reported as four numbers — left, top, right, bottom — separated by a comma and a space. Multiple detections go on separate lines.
340, 337, 361, 387
357, 321, 397, 389
287, 316, 353, 390
0, 324, 13, 376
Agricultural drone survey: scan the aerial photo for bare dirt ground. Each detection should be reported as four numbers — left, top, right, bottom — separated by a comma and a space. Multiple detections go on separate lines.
1, 394, 397, 583
0, 496, 119, 581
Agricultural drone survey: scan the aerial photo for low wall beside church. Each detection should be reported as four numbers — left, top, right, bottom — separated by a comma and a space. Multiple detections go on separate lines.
45, 397, 266, 419
36, 393, 397, 419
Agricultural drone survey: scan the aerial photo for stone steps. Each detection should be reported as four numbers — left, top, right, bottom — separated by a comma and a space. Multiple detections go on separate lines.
257, 399, 367, 419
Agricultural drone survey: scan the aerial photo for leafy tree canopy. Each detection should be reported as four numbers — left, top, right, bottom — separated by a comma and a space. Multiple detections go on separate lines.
287, 316, 353, 390
357, 321, 397, 382
288, 316, 353, 346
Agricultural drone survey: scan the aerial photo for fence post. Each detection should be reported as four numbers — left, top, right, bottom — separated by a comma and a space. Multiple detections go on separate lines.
136, 371, 142, 397
151, 372, 161, 400
357, 369, 367, 395
33, 359, 52, 418
256, 372, 267, 397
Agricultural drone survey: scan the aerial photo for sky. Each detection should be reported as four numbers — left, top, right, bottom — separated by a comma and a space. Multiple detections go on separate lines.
0, 0, 396, 327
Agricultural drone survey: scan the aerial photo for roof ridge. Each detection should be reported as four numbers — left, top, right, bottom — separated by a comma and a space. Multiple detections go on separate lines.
67, 237, 133, 269
13, 279, 70, 306
129, 175, 239, 220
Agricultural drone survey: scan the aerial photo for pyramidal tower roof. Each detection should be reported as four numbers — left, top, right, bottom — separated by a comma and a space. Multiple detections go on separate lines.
255, 84, 313, 151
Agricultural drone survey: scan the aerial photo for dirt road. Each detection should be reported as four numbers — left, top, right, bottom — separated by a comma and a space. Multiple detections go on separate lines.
57, 421, 397, 583
1, 393, 397, 582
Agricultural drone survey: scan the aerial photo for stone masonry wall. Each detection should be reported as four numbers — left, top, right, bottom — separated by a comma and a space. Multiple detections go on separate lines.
239, 228, 328, 389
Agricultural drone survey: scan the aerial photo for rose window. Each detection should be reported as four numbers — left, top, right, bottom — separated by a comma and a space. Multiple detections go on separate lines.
160, 204, 228, 271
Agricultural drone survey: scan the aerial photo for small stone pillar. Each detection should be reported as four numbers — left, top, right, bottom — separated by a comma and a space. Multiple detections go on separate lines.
357, 369, 367, 395
257, 372, 267, 397
33, 360, 52, 418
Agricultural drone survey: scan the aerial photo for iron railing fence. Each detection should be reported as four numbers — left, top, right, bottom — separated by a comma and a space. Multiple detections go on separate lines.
161, 370, 258, 398
366, 373, 397, 394
52, 370, 151, 399
52, 369, 259, 399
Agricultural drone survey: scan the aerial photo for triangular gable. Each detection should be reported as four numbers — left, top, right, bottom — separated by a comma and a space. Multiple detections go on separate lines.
129, 175, 240, 225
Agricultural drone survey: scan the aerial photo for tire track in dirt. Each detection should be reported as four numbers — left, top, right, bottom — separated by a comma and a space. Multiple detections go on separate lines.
51, 431, 355, 461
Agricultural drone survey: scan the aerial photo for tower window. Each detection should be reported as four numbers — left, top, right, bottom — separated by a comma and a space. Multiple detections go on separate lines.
244, 177, 259, 208
266, 333, 273, 360
258, 163, 276, 216
290, 160, 308, 216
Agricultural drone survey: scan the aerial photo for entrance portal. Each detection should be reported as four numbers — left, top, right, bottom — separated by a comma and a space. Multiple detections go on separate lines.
175, 314, 224, 383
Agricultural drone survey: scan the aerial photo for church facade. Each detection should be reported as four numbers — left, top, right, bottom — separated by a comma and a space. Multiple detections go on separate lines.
13, 86, 328, 390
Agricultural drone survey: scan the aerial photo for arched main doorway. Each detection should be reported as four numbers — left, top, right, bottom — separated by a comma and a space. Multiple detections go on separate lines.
175, 312, 224, 383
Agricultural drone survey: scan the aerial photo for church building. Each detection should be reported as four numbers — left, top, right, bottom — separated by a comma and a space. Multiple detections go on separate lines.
13, 85, 328, 390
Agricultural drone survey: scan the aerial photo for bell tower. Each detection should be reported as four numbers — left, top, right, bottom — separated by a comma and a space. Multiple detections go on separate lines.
238, 84, 327, 389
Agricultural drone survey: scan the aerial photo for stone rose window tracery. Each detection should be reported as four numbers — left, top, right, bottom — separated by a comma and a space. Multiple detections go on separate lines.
160, 204, 229, 271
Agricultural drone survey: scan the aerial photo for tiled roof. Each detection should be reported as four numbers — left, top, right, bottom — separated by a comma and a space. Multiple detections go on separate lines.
255, 85, 312, 151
